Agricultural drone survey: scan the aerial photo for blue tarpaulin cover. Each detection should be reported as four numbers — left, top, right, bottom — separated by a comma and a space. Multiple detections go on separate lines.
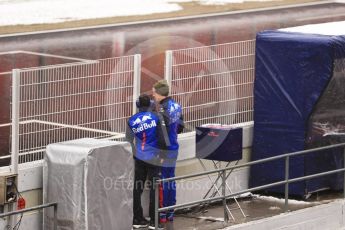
250, 22, 345, 196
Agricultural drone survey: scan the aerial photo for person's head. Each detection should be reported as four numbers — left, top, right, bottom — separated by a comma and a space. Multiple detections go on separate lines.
136, 94, 153, 111
152, 79, 169, 102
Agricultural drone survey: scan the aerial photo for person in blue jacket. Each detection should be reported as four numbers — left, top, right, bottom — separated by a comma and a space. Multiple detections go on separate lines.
126, 94, 164, 229
152, 80, 184, 223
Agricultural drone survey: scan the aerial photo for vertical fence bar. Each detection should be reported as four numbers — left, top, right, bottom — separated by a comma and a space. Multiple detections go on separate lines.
11, 69, 20, 174
222, 169, 229, 222
155, 181, 159, 229
165, 50, 173, 88
284, 156, 290, 212
54, 204, 58, 230
9, 69, 20, 228
133, 54, 141, 115
343, 147, 345, 199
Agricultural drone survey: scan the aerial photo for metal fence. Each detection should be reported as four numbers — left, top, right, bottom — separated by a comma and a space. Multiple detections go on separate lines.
0, 50, 96, 166
165, 40, 255, 131
0, 40, 258, 169
153, 142, 345, 228
0, 202, 58, 230
0, 72, 12, 165
9, 55, 141, 170
1, 40, 257, 169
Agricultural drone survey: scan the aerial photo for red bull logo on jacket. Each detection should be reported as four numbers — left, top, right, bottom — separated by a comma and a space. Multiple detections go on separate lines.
132, 119, 157, 134
132, 114, 152, 126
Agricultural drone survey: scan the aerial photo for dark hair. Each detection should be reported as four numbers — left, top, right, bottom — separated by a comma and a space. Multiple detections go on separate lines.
136, 94, 151, 108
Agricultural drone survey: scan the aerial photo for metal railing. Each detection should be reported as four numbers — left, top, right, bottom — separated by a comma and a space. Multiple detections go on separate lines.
0, 202, 58, 230
153, 142, 345, 228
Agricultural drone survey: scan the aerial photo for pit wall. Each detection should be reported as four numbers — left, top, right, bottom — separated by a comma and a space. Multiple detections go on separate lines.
2, 122, 345, 230
0, 123, 265, 229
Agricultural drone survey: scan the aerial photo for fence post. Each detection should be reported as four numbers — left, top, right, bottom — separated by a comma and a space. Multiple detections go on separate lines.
343, 147, 345, 199
9, 69, 20, 226
155, 180, 159, 229
133, 54, 141, 115
222, 169, 229, 222
54, 203, 58, 230
11, 69, 20, 174
165, 50, 173, 89
284, 156, 289, 212
9, 69, 20, 228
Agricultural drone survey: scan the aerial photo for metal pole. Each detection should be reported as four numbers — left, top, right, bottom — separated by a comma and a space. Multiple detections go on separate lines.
204, 161, 232, 199
165, 50, 173, 89
54, 203, 58, 230
284, 156, 289, 212
10, 69, 20, 228
158, 167, 345, 213
199, 160, 234, 220
133, 54, 141, 115
343, 147, 345, 199
11, 69, 20, 174
0, 203, 57, 218
222, 170, 229, 222
155, 180, 159, 229
159, 142, 345, 183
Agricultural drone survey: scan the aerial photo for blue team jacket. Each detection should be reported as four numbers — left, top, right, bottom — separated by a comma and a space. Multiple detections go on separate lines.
126, 111, 161, 162
159, 97, 184, 158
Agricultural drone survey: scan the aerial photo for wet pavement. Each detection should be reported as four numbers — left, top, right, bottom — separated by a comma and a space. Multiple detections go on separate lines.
144, 191, 344, 230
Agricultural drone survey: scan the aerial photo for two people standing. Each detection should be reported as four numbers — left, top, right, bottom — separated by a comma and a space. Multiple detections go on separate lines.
126, 80, 184, 229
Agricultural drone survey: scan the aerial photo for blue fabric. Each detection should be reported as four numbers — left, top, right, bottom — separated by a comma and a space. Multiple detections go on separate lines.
250, 30, 345, 196
159, 97, 182, 208
160, 97, 183, 154
128, 111, 160, 161
161, 166, 176, 207
195, 127, 242, 162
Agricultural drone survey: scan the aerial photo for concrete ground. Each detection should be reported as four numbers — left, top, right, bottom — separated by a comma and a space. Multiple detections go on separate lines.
148, 191, 343, 230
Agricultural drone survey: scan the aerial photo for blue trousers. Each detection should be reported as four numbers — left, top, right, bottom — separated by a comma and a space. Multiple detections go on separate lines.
161, 166, 176, 208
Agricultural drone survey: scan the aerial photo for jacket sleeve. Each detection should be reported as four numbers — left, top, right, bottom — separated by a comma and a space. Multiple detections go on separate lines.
177, 113, 185, 134
156, 115, 169, 165
156, 112, 170, 149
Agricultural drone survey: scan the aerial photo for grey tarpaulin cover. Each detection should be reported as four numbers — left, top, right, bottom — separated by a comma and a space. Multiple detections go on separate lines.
43, 138, 134, 230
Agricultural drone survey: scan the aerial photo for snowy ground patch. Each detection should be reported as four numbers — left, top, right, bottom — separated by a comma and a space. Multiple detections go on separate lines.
0, 0, 280, 26
252, 194, 320, 205
0, 0, 184, 25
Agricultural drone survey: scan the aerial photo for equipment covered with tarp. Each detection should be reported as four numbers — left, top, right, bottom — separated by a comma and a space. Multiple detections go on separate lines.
44, 138, 134, 230
250, 21, 345, 196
